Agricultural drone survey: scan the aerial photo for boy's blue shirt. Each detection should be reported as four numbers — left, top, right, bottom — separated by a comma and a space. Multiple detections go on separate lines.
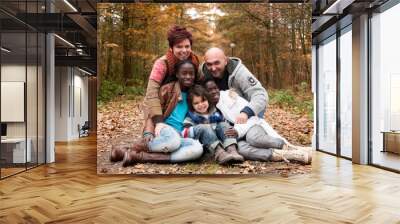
187, 108, 224, 125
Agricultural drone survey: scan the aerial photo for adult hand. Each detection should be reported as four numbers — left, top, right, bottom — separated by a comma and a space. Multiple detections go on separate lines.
154, 122, 167, 137
235, 112, 248, 124
224, 128, 238, 138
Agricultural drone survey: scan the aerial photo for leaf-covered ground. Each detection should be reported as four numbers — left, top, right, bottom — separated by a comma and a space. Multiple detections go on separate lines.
97, 96, 313, 176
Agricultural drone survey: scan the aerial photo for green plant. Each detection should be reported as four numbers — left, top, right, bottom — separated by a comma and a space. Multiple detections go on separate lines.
293, 99, 313, 119
297, 81, 309, 93
269, 88, 313, 119
270, 89, 295, 107
97, 80, 124, 103
125, 85, 145, 96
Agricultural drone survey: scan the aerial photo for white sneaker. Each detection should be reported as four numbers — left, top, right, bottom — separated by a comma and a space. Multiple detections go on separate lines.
285, 143, 313, 153
271, 149, 311, 165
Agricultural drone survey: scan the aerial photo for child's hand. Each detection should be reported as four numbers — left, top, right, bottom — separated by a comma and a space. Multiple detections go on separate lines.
224, 128, 238, 138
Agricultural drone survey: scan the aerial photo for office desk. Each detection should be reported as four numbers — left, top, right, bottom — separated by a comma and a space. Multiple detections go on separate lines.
1, 138, 31, 163
382, 131, 400, 154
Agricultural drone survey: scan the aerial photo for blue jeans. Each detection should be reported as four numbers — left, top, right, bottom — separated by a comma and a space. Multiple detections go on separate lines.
148, 125, 203, 162
215, 121, 237, 148
192, 124, 221, 154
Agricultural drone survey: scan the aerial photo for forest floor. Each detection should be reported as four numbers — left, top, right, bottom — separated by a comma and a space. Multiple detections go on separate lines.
97, 96, 313, 176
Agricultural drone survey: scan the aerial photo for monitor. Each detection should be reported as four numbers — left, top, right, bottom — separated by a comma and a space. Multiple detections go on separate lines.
1, 123, 7, 137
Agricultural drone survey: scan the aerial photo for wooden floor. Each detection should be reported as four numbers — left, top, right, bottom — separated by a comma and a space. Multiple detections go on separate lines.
372, 150, 400, 171
1, 167, 26, 178
1, 136, 400, 223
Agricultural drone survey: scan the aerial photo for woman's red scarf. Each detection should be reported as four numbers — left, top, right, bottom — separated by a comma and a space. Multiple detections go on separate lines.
165, 49, 200, 77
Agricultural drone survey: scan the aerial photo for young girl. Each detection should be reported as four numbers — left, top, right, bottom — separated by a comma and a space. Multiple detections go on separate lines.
182, 85, 244, 164
110, 60, 204, 166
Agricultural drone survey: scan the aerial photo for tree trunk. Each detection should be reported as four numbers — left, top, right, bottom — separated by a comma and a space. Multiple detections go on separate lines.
290, 7, 297, 88
122, 6, 132, 88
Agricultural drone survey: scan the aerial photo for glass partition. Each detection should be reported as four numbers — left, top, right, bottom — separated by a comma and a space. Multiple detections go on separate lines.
371, 3, 400, 171
317, 34, 337, 154
0, 1, 46, 179
27, 31, 38, 169
1, 30, 28, 177
38, 32, 46, 165
339, 26, 352, 158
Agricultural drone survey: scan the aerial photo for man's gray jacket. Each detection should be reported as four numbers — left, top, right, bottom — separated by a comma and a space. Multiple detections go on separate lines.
199, 57, 268, 117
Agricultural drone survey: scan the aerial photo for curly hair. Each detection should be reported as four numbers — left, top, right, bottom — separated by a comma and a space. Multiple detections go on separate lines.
167, 25, 193, 48
175, 59, 197, 77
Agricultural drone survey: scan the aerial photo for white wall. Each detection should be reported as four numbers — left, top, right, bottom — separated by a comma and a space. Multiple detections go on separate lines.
1, 64, 26, 81
1, 65, 26, 140
72, 72, 89, 138
1, 63, 45, 164
55, 66, 69, 141
55, 67, 89, 141
1, 82, 25, 122
1, 65, 29, 139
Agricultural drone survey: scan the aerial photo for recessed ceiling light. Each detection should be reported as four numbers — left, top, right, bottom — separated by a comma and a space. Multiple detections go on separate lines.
322, 0, 355, 15
54, 34, 75, 48
63, 0, 78, 12
1, 47, 11, 53
78, 67, 93, 76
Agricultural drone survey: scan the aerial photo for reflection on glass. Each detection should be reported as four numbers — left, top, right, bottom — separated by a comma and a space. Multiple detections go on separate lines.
0, 1, 47, 178
38, 33, 46, 165
390, 75, 400, 130
1, 31, 27, 177
340, 27, 352, 158
318, 35, 337, 154
27, 32, 38, 169
371, 3, 400, 171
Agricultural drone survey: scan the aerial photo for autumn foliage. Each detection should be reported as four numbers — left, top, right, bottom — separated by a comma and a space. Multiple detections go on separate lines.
96, 4, 314, 174
97, 3, 312, 101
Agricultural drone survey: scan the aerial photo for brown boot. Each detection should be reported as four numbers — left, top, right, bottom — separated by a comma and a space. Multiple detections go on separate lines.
130, 139, 148, 152
122, 151, 171, 167
271, 149, 311, 165
225, 144, 244, 162
214, 146, 235, 165
110, 144, 129, 162
110, 139, 148, 162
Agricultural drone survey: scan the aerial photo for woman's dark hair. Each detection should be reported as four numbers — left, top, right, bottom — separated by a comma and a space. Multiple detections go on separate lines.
187, 85, 213, 112
167, 25, 193, 48
174, 59, 197, 78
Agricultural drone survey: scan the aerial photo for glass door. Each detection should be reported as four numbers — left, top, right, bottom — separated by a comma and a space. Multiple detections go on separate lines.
317, 34, 337, 154
339, 25, 352, 158
370, 3, 400, 171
